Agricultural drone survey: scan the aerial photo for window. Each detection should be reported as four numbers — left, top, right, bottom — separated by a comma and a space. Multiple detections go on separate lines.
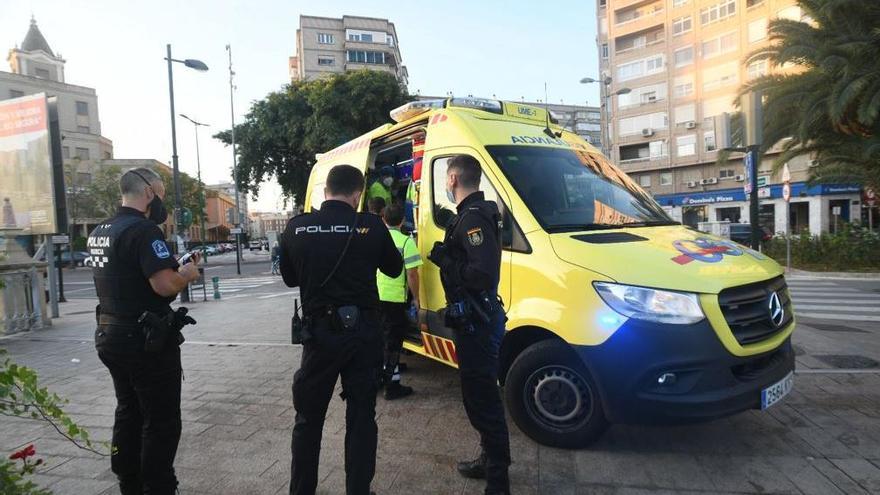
747, 0, 764, 7
719, 168, 736, 179
673, 0, 689, 6
618, 112, 668, 136
75, 147, 90, 160
747, 59, 768, 80
617, 54, 664, 81
9, 89, 25, 99
749, 18, 768, 43
702, 31, 738, 59
432, 155, 524, 251
700, 0, 736, 25
599, 0, 607, 6
35, 68, 50, 79
702, 61, 739, 91
641, 91, 658, 103
702, 96, 734, 120
677, 134, 696, 156
639, 175, 651, 187
346, 50, 386, 64
577, 122, 601, 131
660, 171, 673, 185
317, 33, 334, 44
674, 76, 694, 97
673, 46, 694, 67
76, 125, 90, 133
588, 111, 601, 120
649, 140, 667, 158
317, 56, 335, 66
675, 103, 696, 124
704, 131, 717, 152
62, 146, 70, 159
601, 43, 609, 59
76, 101, 89, 116
673, 16, 692, 36
620, 83, 668, 107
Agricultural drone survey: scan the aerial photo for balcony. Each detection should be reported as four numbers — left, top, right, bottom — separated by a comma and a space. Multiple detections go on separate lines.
614, 2, 664, 35
615, 26, 665, 55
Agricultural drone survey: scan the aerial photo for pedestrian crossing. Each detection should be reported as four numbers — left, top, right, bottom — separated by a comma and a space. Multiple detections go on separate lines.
193, 276, 284, 295
786, 279, 880, 322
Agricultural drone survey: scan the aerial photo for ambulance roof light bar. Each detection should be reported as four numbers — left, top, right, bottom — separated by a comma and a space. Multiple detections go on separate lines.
448, 97, 503, 115
390, 99, 446, 123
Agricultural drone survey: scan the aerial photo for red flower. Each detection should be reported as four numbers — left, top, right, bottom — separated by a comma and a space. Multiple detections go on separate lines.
9, 444, 35, 461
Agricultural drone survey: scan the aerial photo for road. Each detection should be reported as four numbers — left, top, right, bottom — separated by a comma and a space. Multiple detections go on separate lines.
59, 250, 287, 301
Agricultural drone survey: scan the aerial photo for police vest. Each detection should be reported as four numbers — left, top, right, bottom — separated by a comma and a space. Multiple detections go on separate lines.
88, 214, 171, 318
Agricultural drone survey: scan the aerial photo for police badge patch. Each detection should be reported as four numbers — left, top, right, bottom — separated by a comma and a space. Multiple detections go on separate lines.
152, 240, 170, 259
467, 227, 483, 246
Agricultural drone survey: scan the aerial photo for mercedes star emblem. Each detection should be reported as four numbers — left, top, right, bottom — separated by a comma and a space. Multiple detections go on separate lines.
768, 291, 785, 328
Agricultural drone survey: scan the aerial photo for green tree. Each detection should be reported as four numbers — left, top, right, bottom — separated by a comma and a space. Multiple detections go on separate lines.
85, 165, 123, 220
214, 70, 411, 205
153, 167, 205, 227
741, 0, 880, 189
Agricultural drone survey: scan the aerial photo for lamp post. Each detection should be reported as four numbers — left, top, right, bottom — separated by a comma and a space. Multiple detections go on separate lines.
179, 113, 209, 265
580, 76, 630, 160
165, 44, 208, 302
226, 44, 242, 276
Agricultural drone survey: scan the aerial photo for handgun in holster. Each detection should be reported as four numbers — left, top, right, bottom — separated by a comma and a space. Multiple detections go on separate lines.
291, 300, 310, 345
138, 307, 196, 352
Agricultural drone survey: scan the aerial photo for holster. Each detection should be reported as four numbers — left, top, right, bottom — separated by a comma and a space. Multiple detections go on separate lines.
138, 310, 173, 353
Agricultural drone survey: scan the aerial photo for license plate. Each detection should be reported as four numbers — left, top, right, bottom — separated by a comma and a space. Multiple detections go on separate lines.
761, 371, 794, 410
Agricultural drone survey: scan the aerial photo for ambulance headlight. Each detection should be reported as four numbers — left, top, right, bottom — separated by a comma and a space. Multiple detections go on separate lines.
593, 282, 704, 325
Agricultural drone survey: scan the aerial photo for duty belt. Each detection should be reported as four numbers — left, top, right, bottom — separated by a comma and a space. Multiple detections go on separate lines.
98, 314, 141, 326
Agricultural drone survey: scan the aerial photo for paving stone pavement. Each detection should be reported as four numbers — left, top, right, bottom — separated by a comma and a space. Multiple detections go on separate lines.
1, 294, 879, 494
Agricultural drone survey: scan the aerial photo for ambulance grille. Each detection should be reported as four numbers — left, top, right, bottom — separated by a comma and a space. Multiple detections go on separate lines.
718, 276, 793, 345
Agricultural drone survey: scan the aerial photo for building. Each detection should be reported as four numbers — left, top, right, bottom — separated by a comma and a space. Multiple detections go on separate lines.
205, 182, 248, 229
524, 100, 603, 148
596, 0, 862, 234
289, 15, 408, 87
205, 190, 237, 242
1, 18, 113, 171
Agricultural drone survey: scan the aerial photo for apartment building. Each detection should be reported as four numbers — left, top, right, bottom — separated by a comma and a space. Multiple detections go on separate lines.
597, 0, 862, 234
289, 15, 408, 87
525, 100, 603, 147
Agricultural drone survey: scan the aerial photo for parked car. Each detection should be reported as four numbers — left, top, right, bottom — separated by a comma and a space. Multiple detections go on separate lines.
203, 245, 220, 255
729, 224, 773, 245
249, 240, 262, 251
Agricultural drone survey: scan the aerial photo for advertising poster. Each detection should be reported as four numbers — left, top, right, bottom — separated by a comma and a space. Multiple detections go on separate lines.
0, 93, 57, 234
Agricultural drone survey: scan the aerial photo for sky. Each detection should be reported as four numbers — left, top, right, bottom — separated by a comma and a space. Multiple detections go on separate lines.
2, 0, 601, 212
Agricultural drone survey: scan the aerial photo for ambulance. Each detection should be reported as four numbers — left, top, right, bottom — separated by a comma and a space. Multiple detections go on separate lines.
305, 97, 796, 448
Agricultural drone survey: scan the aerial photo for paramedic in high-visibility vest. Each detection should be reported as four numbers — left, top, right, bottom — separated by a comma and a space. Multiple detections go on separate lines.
367, 165, 394, 206
377, 204, 421, 400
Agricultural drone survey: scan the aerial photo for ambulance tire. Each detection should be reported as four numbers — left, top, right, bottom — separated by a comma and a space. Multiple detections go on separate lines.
505, 340, 608, 449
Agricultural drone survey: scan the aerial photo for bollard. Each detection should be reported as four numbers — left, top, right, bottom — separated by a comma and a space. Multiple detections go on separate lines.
212, 276, 221, 300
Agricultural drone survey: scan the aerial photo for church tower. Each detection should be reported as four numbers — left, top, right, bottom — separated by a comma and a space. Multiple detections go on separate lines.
7, 17, 66, 82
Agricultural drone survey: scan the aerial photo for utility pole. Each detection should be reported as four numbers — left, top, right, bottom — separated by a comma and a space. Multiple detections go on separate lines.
743, 91, 763, 251
180, 114, 209, 265
226, 44, 242, 275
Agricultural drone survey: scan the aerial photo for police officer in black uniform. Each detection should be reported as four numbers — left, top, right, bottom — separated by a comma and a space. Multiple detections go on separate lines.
89, 167, 200, 495
428, 155, 511, 495
279, 165, 402, 495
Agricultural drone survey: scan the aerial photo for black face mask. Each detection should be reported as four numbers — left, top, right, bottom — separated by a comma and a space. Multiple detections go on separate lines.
147, 194, 168, 225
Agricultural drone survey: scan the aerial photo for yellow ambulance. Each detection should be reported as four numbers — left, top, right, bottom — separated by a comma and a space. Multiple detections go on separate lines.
305, 97, 796, 448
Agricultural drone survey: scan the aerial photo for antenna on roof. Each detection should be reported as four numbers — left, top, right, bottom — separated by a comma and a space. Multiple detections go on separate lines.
543, 83, 556, 138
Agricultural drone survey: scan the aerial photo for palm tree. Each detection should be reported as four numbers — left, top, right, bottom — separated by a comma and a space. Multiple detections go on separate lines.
741, 0, 880, 189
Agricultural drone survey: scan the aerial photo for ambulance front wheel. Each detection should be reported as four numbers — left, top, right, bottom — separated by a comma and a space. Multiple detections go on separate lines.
504, 340, 608, 448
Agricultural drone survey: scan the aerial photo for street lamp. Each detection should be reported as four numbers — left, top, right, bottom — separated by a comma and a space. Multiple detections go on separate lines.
226, 44, 243, 276
581, 76, 630, 159
179, 113, 209, 265
165, 44, 208, 303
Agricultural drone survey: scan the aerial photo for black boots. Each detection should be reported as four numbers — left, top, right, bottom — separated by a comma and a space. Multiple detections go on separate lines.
457, 454, 487, 479
457, 454, 510, 494
384, 383, 413, 400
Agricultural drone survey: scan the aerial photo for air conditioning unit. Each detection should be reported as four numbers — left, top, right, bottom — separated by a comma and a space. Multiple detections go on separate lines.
641, 128, 655, 137
700, 177, 719, 185
734, 174, 745, 182
686, 181, 698, 188
684, 121, 697, 129
647, 96, 657, 102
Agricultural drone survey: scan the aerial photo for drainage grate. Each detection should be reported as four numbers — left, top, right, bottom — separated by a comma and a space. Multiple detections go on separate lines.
814, 354, 880, 369
808, 323, 868, 334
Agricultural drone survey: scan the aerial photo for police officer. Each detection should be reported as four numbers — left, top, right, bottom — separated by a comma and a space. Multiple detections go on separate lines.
428, 155, 511, 495
89, 167, 200, 495
280, 164, 402, 495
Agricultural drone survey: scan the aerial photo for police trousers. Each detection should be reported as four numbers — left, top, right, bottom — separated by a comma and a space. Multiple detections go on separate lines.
290, 309, 383, 495
380, 301, 409, 385
455, 309, 511, 493
96, 325, 182, 495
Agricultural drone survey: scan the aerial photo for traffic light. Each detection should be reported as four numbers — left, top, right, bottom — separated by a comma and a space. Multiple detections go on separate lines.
177, 207, 193, 229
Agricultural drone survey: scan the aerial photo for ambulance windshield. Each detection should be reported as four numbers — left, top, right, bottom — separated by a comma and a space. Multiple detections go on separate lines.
486, 145, 676, 232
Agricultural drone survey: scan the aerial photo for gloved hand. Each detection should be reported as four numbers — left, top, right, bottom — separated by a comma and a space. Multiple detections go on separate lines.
428, 241, 451, 269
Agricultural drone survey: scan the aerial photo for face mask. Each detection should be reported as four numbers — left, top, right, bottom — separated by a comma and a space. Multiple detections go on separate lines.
382, 177, 393, 187
446, 188, 456, 204
147, 194, 168, 224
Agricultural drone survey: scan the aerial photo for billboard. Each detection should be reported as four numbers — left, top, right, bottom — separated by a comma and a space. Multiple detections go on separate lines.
0, 93, 57, 234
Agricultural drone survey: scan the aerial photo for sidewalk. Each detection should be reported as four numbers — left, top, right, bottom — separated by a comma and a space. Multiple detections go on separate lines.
1, 293, 879, 494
